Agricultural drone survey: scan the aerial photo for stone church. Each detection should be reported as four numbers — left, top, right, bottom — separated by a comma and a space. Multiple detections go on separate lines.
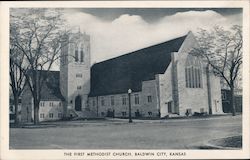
21, 31, 223, 122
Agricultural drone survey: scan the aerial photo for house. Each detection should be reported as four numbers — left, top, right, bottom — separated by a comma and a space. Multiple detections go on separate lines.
21, 71, 64, 122
20, 31, 224, 122
9, 98, 22, 123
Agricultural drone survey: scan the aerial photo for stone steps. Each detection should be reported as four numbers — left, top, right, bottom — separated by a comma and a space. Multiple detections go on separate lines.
72, 110, 97, 120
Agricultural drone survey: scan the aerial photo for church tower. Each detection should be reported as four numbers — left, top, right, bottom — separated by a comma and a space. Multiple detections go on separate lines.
60, 31, 91, 117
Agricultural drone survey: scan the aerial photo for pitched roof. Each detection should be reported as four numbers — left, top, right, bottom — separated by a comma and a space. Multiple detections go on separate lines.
29, 70, 65, 101
89, 34, 187, 97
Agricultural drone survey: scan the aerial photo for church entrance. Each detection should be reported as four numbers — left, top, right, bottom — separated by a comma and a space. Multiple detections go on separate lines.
75, 95, 82, 111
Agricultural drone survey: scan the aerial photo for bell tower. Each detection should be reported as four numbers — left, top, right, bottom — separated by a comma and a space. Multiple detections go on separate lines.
60, 31, 91, 117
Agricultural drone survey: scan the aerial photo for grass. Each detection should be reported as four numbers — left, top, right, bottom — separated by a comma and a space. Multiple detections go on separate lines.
199, 135, 242, 149
211, 135, 242, 148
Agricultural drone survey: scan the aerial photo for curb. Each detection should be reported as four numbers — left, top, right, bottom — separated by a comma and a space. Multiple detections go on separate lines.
21, 124, 57, 128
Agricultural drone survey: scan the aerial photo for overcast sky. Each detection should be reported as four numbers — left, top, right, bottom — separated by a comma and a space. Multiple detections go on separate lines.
58, 8, 242, 69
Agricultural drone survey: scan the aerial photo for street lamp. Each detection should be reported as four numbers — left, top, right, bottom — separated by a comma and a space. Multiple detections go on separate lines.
128, 89, 133, 123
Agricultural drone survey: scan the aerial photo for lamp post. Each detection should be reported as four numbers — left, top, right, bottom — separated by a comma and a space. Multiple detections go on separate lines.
128, 89, 133, 123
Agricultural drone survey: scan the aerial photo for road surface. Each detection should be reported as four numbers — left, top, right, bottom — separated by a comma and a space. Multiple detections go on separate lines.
9, 115, 242, 149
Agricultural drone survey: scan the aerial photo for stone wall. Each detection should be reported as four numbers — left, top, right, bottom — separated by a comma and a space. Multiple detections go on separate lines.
176, 32, 210, 116
60, 32, 91, 116
140, 79, 159, 117
157, 32, 223, 117
157, 64, 173, 118
20, 85, 33, 123
88, 79, 159, 118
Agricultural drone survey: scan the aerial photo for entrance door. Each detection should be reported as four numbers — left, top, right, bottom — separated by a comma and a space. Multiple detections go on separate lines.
75, 96, 82, 111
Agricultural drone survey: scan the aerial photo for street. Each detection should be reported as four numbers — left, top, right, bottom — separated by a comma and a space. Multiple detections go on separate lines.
9, 115, 242, 149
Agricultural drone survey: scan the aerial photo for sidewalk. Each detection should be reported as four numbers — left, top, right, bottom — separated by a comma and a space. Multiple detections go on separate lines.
11, 114, 241, 128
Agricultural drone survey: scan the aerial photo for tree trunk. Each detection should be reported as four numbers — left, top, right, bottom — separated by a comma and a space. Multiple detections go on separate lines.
14, 95, 20, 125
230, 86, 236, 116
206, 65, 212, 115
33, 99, 40, 125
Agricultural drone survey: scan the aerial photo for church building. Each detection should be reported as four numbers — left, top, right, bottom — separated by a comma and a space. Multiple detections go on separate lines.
20, 31, 223, 122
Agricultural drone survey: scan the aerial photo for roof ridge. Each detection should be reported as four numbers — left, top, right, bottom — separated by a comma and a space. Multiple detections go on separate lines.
93, 34, 188, 66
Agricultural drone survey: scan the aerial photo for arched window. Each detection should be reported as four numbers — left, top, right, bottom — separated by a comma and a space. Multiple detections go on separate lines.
185, 55, 202, 88
80, 48, 84, 62
75, 48, 79, 62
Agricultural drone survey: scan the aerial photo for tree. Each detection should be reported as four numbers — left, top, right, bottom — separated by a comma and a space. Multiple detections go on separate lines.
191, 25, 242, 116
9, 26, 28, 124
10, 8, 70, 124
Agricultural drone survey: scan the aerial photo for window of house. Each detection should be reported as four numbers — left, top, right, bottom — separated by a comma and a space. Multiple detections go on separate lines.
49, 102, 53, 107
40, 101, 45, 107
147, 95, 152, 103
122, 95, 127, 105
111, 96, 114, 106
80, 48, 84, 62
135, 94, 139, 105
49, 113, 53, 118
40, 113, 44, 118
59, 102, 61, 107
76, 74, 82, 78
92, 100, 96, 106
185, 55, 202, 88
101, 97, 105, 106
122, 112, 127, 116
58, 113, 62, 118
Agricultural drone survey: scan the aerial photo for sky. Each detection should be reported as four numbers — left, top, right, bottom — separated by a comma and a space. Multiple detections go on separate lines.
59, 8, 242, 69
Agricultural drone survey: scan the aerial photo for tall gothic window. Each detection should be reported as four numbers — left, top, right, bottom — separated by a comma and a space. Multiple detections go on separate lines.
185, 55, 202, 88
80, 48, 84, 62
75, 48, 79, 62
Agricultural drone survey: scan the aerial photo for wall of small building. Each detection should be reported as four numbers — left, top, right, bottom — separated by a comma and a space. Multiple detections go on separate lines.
21, 85, 64, 122
9, 100, 22, 123
140, 79, 160, 117
88, 79, 159, 118
89, 93, 130, 117
20, 85, 33, 123
39, 101, 63, 122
